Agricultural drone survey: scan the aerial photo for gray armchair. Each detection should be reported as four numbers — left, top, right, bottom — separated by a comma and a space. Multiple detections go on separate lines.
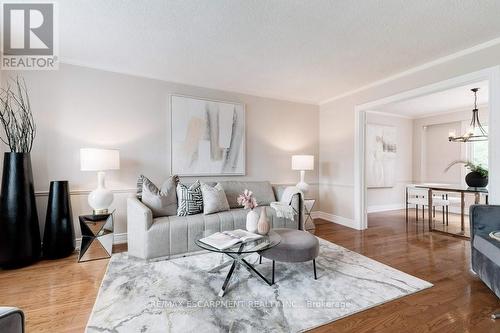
469, 205, 500, 318
0, 307, 24, 333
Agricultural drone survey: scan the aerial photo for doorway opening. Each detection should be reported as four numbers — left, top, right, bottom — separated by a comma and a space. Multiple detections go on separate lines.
354, 66, 500, 230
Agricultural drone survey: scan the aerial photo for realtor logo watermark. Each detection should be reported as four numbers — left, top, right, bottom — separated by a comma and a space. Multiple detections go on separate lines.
1, 2, 58, 70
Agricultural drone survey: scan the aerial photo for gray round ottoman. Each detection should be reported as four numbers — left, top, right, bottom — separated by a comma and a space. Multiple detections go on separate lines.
259, 228, 319, 284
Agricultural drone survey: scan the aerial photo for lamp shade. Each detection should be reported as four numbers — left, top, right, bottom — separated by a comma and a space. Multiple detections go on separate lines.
80, 148, 120, 171
291, 155, 314, 171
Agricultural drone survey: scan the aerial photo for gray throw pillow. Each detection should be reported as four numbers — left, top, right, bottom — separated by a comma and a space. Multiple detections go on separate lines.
177, 181, 203, 216
201, 183, 230, 215
139, 175, 178, 217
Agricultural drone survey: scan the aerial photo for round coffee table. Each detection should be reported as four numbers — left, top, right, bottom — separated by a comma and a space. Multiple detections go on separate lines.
195, 230, 281, 297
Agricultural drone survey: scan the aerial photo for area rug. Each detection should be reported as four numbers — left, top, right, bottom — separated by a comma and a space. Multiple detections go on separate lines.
86, 238, 432, 332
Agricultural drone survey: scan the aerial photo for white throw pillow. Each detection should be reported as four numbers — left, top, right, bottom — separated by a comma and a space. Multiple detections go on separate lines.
201, 183, 230, 215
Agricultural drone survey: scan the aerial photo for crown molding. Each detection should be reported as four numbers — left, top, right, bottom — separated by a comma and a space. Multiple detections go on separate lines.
319, 37, 500, 106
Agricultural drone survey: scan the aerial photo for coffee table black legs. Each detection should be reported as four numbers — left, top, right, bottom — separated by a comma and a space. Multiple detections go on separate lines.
272, 260, 275, 284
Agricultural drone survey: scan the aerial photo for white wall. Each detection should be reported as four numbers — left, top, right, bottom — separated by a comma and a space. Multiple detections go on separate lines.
320, 42, 500, 227
365, 112, 413, 213
422, 121, 462, 183
412, 108, 489, 183
0, 64, 319, 240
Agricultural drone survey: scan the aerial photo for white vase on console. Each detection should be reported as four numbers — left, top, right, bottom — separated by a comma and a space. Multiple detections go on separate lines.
246, 209, 259, 233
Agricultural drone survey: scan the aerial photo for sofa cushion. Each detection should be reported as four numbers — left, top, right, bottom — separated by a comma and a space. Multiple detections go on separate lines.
201, 183, 230, 215
219, 181, 276, 209
138, 175, 178, 217
473, 231, 500, 264
177, 181, 203, 216
146, 206, 299, 258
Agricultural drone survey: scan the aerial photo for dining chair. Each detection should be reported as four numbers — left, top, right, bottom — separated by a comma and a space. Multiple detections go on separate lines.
406, 186, 449, 225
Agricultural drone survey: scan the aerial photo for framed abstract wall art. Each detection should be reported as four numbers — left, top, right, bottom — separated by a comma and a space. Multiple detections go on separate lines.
366, 124, 397, 188
170, 95, 245, 176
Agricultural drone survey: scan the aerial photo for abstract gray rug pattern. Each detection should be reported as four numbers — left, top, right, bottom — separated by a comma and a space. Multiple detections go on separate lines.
86, 238, 432, 332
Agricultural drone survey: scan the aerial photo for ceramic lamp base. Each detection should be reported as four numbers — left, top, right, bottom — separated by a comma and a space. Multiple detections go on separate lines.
296, 170, 309, 193
88, 188, 113, 214
88, 171, 113, 214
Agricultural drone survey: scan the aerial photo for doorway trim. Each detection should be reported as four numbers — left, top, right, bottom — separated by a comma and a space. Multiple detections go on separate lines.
354, 66, 500, 230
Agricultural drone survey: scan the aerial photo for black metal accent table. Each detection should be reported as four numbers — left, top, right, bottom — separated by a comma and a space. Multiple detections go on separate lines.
78, 211, 115, 262
195, 230, 281, 297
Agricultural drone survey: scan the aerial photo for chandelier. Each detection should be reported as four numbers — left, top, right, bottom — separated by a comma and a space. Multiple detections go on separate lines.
448, 88, 488, 142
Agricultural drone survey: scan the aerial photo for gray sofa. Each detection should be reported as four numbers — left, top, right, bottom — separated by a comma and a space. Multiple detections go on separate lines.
470, 204, 500, 300
127, 181, 303, 260
0, 307, 24, 333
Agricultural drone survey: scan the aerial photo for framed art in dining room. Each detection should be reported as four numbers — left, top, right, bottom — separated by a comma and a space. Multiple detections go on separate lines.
365, 123, 397, 188
170, 95, 246, 176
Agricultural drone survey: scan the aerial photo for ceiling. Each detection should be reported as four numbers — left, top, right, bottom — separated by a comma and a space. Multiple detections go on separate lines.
376, 81, 489, 118
51, 1, 500, 103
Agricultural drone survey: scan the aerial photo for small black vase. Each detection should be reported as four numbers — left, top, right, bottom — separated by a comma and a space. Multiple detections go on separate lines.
465, 171, 488, 188
43, 181, 75, 259
0, 152, 40, 268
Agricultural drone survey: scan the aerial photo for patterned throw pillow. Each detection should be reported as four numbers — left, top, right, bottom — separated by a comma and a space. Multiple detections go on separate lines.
137, 175, 179, 217
177, 181, 203, 216
201, 182, 230, 215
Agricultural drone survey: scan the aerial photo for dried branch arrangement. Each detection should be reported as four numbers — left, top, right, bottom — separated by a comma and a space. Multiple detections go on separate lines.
0, 76, 36, 152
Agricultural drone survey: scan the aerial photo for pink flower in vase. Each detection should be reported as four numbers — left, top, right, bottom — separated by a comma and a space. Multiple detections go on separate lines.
237, 189, 258, 210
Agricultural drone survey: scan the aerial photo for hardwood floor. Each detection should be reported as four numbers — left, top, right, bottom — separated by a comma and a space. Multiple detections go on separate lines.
0, 209, 498, 332
311, 210, 499, 333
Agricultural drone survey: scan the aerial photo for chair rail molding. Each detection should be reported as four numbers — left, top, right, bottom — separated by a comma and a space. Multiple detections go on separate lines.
35, 188, 137, 196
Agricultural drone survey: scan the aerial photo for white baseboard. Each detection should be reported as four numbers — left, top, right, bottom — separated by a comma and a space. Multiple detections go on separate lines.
311, 211, 321, 219
75, 232, 128, 250
367, 204, 405, 213
312, 211, 358, 229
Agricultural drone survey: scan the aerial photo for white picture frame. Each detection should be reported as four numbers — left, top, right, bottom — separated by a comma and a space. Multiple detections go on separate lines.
170, 94, 246, 176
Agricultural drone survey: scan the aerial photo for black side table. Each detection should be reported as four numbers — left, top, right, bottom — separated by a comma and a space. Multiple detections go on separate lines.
78, 211, 114, 262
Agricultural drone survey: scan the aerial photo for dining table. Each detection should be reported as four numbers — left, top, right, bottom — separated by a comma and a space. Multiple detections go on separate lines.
413, 184, 488, 238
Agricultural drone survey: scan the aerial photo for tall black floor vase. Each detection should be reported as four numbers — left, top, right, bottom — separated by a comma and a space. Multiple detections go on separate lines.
43, 181, 75, 258
0, 152, 40, 268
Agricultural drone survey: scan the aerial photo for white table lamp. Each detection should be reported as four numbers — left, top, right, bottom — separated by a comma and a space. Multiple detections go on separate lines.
292, 155, 314, 193
80, 148, 120, 214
